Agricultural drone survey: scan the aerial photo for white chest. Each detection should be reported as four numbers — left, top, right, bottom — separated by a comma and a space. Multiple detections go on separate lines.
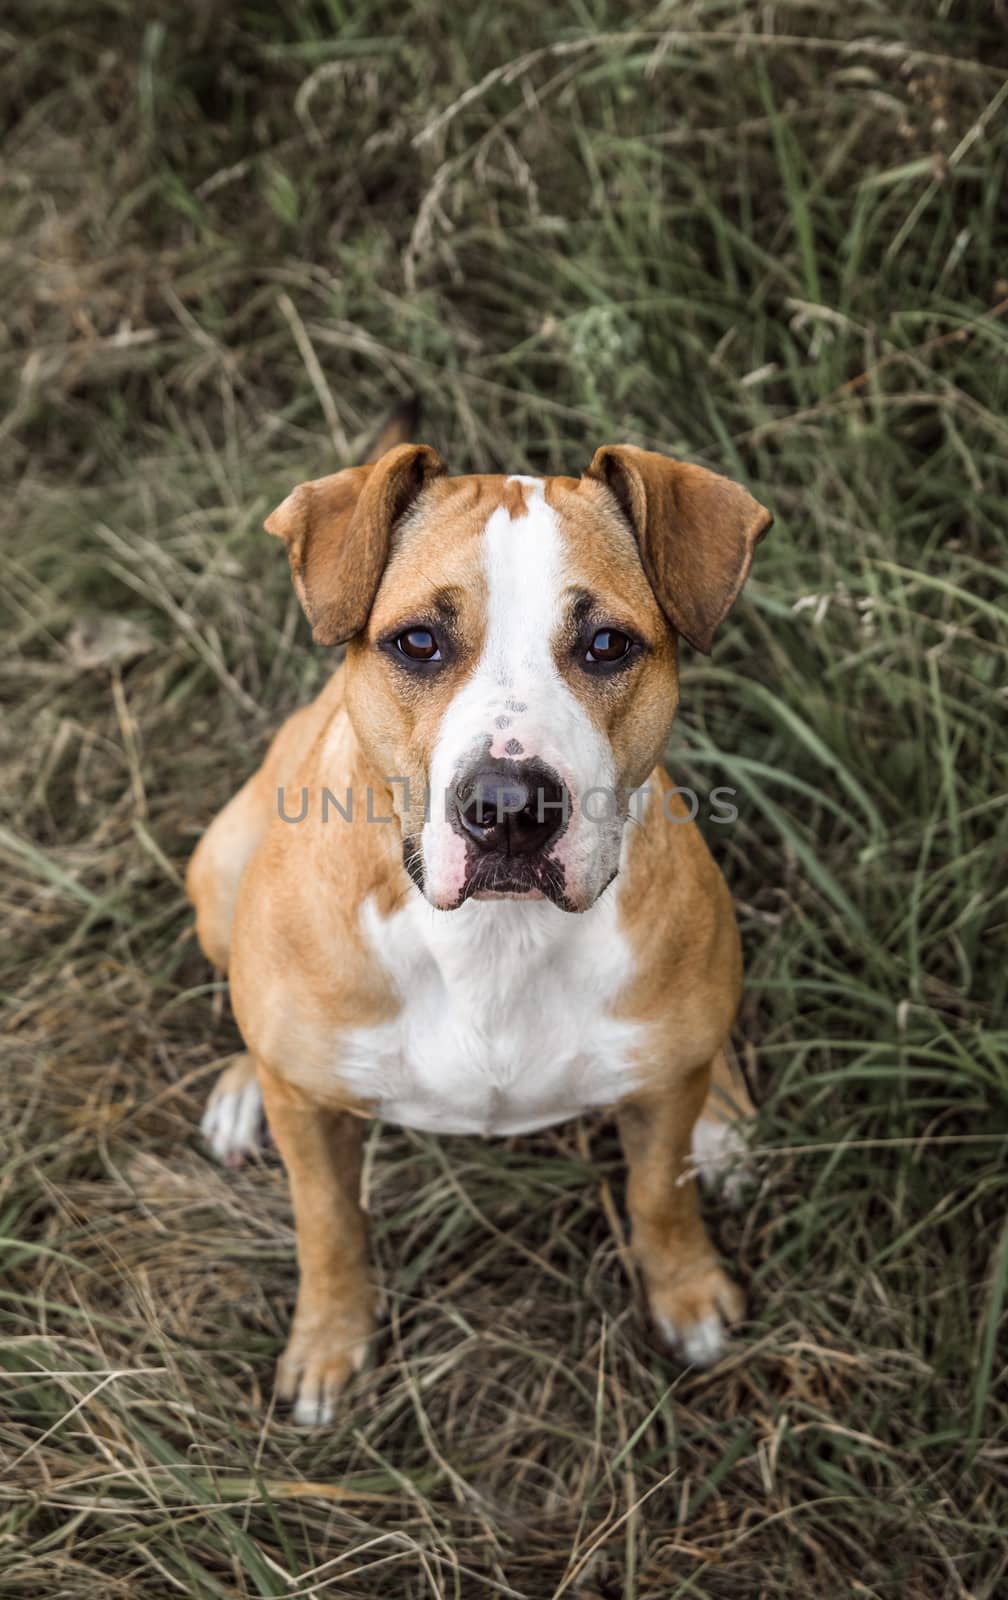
336, 893, 645, 1137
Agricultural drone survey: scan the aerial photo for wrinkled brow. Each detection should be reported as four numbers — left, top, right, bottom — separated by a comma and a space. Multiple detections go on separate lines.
376, 586, 463, 633
565, 589, 596, 632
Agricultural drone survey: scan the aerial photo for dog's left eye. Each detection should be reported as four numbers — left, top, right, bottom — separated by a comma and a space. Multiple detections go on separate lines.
585, 628, 633, 664
395, 627, 442, 662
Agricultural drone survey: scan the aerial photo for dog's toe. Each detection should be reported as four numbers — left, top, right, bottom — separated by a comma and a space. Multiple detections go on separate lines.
276, 1323, 370, 1427
651, 1261, 744, 1368
659, 1310, 727, 1366
290, 1377, 339, 1428
201, 1055, 264, 1167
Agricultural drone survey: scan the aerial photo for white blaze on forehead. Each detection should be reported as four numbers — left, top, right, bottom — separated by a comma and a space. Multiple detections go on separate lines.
480, 476, 563, 710
420, 476, 621, 908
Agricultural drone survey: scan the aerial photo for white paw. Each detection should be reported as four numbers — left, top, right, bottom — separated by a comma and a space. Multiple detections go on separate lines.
201, 1057, 264, 1168
278, 1325, 371, 1426
293, 1388, 336, 1428
657, 1310, 727, 1367
649, 1260, 743, 1368
690, 1115, 751, 1205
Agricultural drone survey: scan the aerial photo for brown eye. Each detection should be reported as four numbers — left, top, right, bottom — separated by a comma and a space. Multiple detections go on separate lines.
395, 627, 441, 662
586, 628, 632, 664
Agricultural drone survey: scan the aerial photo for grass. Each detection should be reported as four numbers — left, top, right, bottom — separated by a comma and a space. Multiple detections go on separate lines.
2, 1, 1007, 1595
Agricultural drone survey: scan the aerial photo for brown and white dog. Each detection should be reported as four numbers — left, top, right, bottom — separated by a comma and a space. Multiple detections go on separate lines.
187, 410, 771, 1425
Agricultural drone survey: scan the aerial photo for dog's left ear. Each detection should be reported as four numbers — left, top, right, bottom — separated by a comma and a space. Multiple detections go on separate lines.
265, 443, 446, 646
585, 445, 772, 653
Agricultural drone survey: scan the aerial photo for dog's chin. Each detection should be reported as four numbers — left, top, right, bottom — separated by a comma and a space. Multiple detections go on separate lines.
470, 886, 546, 902
427, 857, 617, 915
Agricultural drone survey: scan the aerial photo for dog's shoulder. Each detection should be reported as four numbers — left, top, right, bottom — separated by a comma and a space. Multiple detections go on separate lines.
613, 766, 743, 1072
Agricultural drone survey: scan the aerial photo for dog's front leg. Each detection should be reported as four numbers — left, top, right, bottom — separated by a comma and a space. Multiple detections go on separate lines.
258, 1063, 375, 1425
619, 1066, 744, 1367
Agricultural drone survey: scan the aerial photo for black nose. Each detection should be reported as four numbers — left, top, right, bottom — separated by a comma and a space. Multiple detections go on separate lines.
455, 761, 568, 856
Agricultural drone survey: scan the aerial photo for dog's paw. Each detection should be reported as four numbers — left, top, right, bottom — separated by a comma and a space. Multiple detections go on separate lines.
201, 1054, 265, 1168
276, 1312, 373, 1426
650, 1260, 744, 1368
690, 1115, 752, 1207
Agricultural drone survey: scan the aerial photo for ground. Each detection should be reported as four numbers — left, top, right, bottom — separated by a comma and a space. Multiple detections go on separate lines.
2, 3, 1006, 1597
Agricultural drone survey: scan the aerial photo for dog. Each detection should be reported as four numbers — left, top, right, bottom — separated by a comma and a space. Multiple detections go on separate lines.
187, 405, 771, 1424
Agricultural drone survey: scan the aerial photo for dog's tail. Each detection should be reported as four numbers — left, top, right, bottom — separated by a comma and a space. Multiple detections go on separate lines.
365, 395, 421, 463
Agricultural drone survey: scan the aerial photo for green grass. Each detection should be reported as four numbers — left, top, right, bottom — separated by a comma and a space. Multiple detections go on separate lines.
2, 2, 1007, 1595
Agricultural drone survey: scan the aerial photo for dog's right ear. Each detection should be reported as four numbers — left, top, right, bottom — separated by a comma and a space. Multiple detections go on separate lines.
265, 443, 446, 646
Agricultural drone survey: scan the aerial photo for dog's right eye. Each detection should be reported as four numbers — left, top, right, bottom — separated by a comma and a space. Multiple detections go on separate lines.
395, 627, 442, 662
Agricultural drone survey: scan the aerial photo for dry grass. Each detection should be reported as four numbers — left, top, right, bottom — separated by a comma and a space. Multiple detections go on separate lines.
2, 3, 1007, 1596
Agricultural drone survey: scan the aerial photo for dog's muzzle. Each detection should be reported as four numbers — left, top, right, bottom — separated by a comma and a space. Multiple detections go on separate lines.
451, 758, 571, 901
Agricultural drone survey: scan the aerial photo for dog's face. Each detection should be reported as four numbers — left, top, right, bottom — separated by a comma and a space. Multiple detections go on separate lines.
266, 445, 770, 913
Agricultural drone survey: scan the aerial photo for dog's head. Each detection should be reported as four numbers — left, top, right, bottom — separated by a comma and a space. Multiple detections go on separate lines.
266, 442, 770, 912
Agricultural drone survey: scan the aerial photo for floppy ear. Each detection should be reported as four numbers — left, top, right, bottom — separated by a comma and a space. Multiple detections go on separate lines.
585, 444, 772, 654
264, 443, 446, 646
